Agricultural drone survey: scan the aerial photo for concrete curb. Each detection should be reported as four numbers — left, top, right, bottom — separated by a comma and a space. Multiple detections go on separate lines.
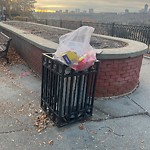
0, 21, 148, 60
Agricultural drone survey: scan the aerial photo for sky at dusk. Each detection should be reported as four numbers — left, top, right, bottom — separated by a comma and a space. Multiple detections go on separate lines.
35, 0, 150, 12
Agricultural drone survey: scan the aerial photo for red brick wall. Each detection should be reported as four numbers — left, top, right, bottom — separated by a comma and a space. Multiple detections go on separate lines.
95, 55, 143, 97
2, 29, 144, 98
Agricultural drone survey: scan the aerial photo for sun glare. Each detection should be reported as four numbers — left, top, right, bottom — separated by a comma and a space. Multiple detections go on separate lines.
34, 3, 65, 13
43, 5, 64, 8
35, 9, 56, 13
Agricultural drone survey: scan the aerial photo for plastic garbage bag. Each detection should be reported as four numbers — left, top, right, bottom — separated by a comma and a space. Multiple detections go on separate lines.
54, 26, 96, 71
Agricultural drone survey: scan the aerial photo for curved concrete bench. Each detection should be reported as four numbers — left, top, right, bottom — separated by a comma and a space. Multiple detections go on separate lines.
0, 22, 148, 98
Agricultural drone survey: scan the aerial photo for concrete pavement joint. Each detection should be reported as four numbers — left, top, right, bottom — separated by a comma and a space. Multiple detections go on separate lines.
144, 111, 150, 117
92, 95, 148, 122
0, 128, 29, 135
1, 106, 36, 134
127, 95, 147, 112
109, 112, 147, 119
89, 112, 147, 122
94, 105, 112, 117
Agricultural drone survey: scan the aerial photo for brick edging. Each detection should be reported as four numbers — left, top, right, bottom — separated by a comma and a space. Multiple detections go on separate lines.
95, 55, 143, 97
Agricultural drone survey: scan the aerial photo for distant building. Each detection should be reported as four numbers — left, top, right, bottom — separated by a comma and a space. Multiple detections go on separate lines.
83, 10, 87, 13
65, 9, 69, 14
125, 9, 129, 14
70, 11, 75, 14
139, 4, 149, 13
89, 8, 94, 14
144, 4, 148, 12
56, 10, 62, 14
75, 9, 80, 13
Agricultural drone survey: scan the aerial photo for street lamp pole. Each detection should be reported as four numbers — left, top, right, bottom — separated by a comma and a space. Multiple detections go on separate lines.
1, 0, 6, 21
2, 8, 4, 20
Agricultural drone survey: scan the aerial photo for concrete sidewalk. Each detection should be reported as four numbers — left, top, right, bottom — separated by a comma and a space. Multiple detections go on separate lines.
0, 57, 150, 150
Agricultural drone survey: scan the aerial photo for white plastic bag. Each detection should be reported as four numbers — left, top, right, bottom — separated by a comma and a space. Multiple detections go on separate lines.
54, 26, 96, 71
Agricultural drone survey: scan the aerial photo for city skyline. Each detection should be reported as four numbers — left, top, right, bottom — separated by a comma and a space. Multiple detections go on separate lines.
35, 0, 150, 13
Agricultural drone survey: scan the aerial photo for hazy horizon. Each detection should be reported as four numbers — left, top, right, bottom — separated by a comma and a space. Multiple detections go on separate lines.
35, 0, 150, 13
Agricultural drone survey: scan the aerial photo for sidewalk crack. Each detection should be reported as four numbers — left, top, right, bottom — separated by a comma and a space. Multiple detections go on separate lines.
0, 128, 28, 135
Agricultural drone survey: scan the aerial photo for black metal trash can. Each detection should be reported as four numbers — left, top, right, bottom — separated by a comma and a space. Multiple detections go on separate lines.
41, 53, 99, 127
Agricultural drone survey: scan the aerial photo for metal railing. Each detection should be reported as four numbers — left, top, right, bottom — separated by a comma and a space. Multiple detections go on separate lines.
112, 23, 150, 47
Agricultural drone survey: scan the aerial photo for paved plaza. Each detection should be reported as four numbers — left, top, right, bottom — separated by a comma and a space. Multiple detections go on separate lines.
0, 53, 150, 150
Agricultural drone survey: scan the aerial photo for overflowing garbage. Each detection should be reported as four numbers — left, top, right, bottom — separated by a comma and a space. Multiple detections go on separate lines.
54, 26, 96, 71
